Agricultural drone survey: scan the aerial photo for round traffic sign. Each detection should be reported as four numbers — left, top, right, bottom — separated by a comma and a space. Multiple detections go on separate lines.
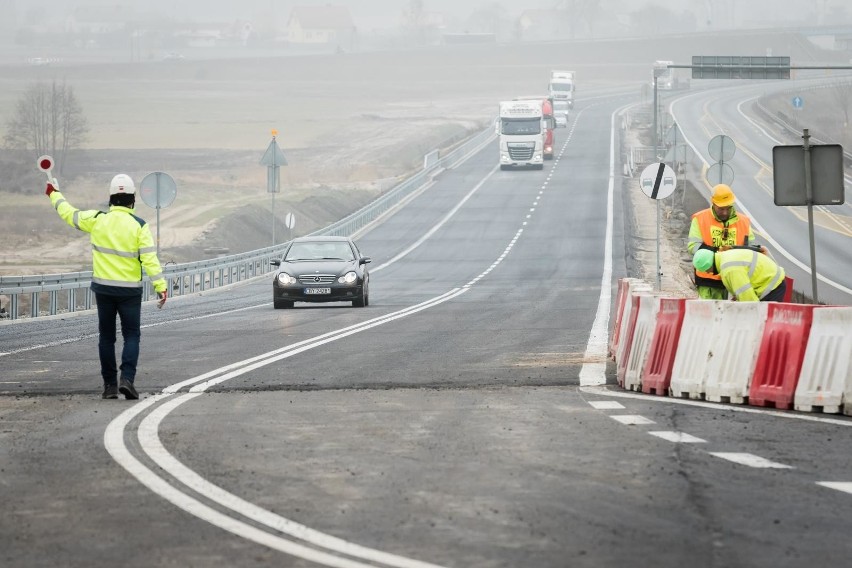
639, 162, 677, 200
708, 135, 736, 162
139, 171, 177, 209
705, 162, 735, 186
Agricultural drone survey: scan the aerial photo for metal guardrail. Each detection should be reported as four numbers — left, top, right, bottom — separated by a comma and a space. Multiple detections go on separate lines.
0, 124, 496, 321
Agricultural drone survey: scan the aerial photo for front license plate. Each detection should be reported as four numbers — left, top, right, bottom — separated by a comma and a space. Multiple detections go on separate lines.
304, 287, 331, 295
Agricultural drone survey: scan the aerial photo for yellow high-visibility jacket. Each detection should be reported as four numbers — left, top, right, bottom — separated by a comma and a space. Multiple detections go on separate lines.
50, 191, 166, 295
716, 248, 785, 302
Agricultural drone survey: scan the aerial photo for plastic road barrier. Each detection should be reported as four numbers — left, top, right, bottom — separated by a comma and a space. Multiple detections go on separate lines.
641, 298, 686, 396
669, 300, 721, 399
623, 295, 668, 392
609, 279, 647, 360
704, 302, 769, 404
793, 306, 852, 414
749, 304, 816, 410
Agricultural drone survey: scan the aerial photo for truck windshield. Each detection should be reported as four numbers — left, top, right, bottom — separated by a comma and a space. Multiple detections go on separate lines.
501, 118, 541, 135
549, 82, 573, 92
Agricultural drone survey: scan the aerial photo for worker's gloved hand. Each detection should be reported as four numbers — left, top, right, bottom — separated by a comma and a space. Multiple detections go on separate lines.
157, 290, 168, 309
45, 178, 58, 196
759, 246, 768, 255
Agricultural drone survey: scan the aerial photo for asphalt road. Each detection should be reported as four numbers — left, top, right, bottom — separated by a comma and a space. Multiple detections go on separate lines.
3, 93, 852, 568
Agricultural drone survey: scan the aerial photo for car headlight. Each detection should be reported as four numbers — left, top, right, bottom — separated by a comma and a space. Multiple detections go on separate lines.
277, 272, 297, 285
338, 271, 358, 284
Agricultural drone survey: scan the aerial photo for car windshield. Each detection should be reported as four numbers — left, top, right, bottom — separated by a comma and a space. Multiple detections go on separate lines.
501, 118, 541, 135
285, 242, 354, 261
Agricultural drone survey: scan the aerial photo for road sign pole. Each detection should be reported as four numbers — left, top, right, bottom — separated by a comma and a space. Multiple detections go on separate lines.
802, 129, 819, 304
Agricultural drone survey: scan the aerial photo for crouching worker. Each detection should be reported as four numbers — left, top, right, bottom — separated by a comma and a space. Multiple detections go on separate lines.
45, 174, 168, 400
692, 248, 786, 302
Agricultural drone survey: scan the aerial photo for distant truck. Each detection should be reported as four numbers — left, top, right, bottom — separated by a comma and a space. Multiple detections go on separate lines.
497, 100, 545, 170
513, 96, 555, 160
549, 70, 575, 108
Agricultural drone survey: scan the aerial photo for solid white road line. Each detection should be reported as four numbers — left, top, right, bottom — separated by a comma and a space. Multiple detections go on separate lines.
579, 101, 635, 386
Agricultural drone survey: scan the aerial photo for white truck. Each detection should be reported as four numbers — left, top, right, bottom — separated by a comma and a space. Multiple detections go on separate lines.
497, 100, 545, 170
549, 70, 575, 109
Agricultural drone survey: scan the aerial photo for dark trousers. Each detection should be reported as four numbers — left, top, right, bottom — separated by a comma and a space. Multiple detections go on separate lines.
762, 279, 787, 302
95, 293, 142, 385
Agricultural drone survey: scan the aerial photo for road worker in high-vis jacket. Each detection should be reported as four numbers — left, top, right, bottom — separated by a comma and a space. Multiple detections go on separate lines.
46, 174, 167, 400
692, 248, 786, 303
687, 184, 756, 300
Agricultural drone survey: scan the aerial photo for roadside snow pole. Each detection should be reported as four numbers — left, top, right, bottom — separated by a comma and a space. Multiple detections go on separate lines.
261, 129, 288, 246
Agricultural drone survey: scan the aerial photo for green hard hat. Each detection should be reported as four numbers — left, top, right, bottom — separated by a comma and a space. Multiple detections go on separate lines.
693, 249, 715, 272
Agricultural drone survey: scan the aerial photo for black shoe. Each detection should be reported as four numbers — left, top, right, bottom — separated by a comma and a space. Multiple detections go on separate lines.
119, 378, 139, 400
102, 384, 118, 399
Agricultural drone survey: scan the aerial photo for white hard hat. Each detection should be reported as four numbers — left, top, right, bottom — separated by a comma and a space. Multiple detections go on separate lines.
109, 174, 136, 195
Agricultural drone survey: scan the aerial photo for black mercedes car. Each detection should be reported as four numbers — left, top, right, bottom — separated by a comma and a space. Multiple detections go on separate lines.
271, 236, 371, 308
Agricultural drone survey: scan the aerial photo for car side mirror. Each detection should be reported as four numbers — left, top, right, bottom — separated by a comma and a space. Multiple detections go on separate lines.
270, 259, 281, 267
360, 257, 371, 265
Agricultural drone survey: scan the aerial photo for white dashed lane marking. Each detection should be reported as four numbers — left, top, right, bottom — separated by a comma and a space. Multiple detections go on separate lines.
610, 415, 656, 425
587, 400, 625, 410
709, 452, 793, 469
817, 482, 852, 495
648, 431, 707, 444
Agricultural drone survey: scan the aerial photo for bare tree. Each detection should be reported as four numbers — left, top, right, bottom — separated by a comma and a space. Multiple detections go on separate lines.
3, 79, 88, 176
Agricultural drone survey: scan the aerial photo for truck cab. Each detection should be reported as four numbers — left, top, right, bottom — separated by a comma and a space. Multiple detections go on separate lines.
498, 100, 545, 170
549, 70, 575, 109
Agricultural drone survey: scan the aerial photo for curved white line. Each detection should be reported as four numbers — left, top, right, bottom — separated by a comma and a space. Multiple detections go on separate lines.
105, 124, 574, 564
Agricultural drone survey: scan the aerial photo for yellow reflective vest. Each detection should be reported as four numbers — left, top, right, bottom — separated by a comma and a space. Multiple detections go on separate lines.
50, 191, 167, 295
716, 248, 785, 302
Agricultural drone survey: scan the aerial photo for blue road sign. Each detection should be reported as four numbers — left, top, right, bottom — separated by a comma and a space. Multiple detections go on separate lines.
792, 96, 803, 109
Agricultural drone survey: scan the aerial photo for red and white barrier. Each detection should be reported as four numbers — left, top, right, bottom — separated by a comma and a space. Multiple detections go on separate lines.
615, 291, 650, 387
609, 279, 649, 361
749, 304, 816, 410
622, 295, 668, 392
641, 297, 686, 396
611, 278, 850, 415
794, 307, 852, 414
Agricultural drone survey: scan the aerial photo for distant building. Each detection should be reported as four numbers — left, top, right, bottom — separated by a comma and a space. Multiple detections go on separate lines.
285, 5, 356, 50
66, 4, 135, 35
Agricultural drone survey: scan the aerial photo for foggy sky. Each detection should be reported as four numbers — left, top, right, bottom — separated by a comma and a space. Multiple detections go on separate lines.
10, 0, 851, 32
